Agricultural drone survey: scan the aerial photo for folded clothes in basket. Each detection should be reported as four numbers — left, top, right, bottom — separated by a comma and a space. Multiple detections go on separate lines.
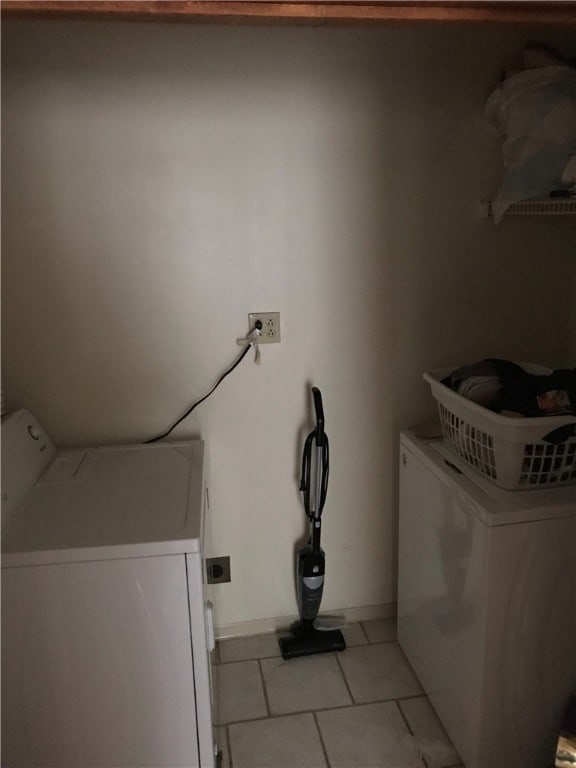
443, 359, 576, 417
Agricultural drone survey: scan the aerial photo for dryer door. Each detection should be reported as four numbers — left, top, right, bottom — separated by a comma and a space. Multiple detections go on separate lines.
2, 555, 199, 767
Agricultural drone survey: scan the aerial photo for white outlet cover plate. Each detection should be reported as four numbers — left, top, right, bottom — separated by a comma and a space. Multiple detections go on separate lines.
248, 312, 281, 343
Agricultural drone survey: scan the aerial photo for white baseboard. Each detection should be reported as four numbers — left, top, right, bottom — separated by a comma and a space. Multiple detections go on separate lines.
215, 602, 396, 640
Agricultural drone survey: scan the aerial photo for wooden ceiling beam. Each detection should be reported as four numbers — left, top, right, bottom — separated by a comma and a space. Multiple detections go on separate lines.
2, 2, 575, 26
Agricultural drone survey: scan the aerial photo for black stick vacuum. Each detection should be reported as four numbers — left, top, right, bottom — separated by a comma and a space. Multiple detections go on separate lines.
279, 387, 346, 659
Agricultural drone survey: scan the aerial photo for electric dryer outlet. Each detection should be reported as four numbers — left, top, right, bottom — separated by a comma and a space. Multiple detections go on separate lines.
207, 557, 231, 584
248, 313, 281, 343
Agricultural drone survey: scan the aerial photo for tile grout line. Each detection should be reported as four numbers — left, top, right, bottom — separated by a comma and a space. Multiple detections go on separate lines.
220, 691, 438, 725
215, 643, 382, 663
395, 700, 463, 768
394, 699, 429, 768
358, 621, 370, 644
225, 724, 234, 768
334, 651, 356, 706
396, 693, 428, 703
395, 699, 415, 737
217, 653, 280, 666
257, 658, 273, 719
215, 632, 398, 665
312, 710, 332, 768
219, 691, 432, 726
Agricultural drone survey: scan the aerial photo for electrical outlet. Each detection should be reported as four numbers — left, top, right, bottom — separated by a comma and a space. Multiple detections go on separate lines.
248, 312, 281, 344
207, 557, 231, 584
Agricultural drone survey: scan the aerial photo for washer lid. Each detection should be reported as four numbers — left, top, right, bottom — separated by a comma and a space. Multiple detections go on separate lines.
2, 441, 204, 567
401, 431, 575, 526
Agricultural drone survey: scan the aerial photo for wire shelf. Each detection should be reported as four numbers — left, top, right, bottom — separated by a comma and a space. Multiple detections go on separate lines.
482, 198, 576, 217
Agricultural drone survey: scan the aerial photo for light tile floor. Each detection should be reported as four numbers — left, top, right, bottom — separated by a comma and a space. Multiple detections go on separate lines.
215, 619, 462, 768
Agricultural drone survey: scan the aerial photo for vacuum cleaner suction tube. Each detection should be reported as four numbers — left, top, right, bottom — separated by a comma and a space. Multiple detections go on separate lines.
279, 387, 346, 660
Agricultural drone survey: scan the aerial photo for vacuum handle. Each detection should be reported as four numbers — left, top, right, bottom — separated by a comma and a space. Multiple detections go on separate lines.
312, 387, 325, 441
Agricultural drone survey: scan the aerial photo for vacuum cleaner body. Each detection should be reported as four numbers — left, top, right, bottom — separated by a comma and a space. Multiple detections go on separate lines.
296, 544, 325, 622
279, 387, 346, 660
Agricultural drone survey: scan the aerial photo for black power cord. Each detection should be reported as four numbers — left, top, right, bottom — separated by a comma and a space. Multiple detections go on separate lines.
145, 327, 259, 444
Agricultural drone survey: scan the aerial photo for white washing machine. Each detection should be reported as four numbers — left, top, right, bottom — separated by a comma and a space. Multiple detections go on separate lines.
1, 409, 216, 768
398, 430, 575, 768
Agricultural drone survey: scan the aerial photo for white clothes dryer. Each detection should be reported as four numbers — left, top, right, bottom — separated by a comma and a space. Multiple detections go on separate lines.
398, 430, 575, 768
1, 409, 216, 768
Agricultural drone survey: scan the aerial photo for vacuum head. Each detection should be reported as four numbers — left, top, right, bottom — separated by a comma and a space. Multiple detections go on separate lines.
278, 621, 346, 660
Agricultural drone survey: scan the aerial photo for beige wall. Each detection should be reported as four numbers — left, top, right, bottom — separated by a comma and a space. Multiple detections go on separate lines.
3, 19, 575, 630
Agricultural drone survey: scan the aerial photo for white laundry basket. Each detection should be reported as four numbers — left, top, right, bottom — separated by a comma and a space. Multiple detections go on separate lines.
424, 368, 576, 490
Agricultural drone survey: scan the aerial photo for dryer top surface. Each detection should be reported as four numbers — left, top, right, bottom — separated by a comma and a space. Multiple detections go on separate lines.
3, 429, 205, 567
401, 430, 575, 526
